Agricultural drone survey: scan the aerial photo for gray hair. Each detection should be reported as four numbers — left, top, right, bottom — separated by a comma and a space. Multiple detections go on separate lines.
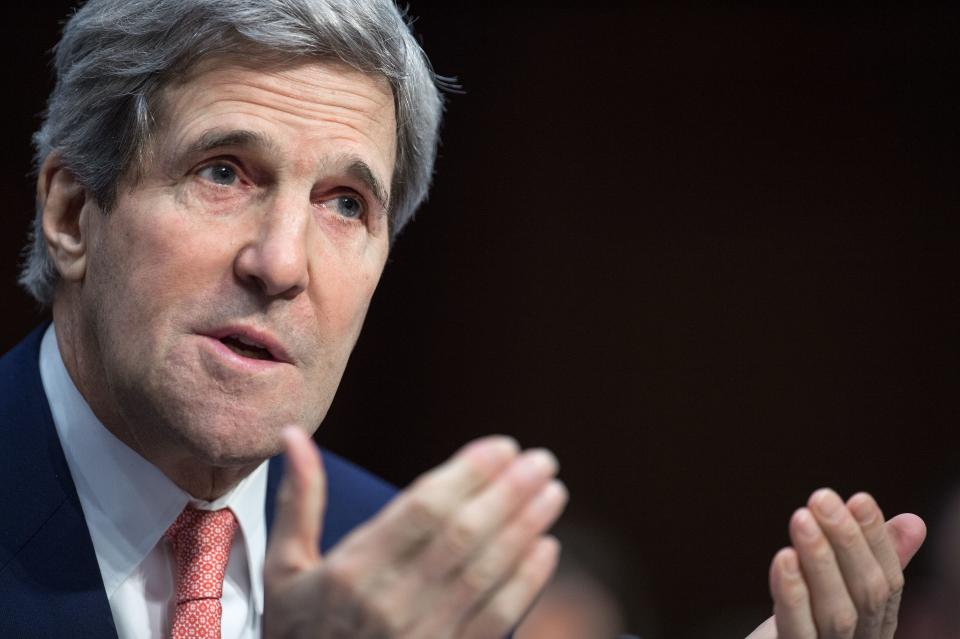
20, 0, 445, 304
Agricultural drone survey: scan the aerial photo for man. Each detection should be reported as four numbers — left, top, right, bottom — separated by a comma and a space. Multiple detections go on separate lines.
0, 1, 926, 638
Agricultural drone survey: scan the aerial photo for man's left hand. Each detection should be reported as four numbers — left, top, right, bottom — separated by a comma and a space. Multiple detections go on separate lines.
747, 489, 926, 639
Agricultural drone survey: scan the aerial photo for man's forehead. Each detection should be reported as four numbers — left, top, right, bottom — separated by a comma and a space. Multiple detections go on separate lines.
148, 57, 397, 194
164, 55, 395, 116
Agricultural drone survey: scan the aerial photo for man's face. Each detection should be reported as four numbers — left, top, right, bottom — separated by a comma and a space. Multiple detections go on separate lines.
74, 58, 396, 469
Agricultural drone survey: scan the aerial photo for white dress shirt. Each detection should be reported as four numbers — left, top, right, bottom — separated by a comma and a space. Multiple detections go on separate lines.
39, 325, 269, 639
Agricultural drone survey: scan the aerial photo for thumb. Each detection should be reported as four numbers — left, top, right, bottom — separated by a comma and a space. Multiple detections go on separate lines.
885, 513, 927, 569
265, 425, 327, 581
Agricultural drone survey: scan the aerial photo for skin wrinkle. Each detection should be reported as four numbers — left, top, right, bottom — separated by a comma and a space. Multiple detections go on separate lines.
155, 60, 394, 196
150, 63, 396, 233
163, 136, 392, 225
175, 128, 390, 214
168, 55, 392, 109
49, 59, 397, 500
164, 66, 393, 144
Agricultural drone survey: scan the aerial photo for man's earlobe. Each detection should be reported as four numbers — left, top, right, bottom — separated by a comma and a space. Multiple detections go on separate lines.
39, 153, 93, 282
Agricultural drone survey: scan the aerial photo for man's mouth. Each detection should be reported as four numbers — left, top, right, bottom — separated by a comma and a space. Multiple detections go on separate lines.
218, 334, 277, 361
202, 325, 293, 366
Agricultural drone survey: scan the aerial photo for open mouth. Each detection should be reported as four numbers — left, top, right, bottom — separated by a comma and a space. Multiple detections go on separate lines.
219, 335, 276, 361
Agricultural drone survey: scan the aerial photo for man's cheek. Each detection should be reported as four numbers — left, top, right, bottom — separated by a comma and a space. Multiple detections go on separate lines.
324, 274, 379, 331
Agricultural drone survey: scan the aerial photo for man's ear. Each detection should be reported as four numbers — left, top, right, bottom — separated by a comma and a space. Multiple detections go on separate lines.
39, 152, 93, 282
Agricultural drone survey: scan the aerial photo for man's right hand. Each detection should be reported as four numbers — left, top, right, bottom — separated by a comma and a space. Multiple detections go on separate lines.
263, 427, 568, 639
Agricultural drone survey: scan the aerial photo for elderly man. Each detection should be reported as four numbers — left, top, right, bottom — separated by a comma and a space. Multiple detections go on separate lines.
0, 1, 926, 638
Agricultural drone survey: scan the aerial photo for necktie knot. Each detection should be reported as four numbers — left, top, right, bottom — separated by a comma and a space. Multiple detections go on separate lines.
165, 506, 239, 638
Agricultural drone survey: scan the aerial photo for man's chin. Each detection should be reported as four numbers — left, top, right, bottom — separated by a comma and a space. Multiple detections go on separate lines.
129, 367, 329, 475
167, 410, 297, 468
191, 443, 282, 468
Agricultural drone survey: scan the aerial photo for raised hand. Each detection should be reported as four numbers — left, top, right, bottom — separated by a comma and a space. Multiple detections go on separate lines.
264, 426, 568, 639
748, 490, 926, 639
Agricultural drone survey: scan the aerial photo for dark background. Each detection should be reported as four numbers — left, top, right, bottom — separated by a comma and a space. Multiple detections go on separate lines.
1, 3, 956, 637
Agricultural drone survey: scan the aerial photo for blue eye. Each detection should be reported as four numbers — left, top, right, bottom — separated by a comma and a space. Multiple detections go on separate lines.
328, 195, 363, 219
198, 163, 237, 186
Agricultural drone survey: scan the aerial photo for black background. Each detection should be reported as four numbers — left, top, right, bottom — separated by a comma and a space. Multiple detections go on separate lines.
1, 3, 957, 637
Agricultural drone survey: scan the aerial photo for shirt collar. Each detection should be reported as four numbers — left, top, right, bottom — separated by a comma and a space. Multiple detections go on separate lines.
39, 324, 268, 613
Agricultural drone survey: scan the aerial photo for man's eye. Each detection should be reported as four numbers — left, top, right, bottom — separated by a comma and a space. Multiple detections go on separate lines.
197, 163, 238, 186
324, 195, 364, 219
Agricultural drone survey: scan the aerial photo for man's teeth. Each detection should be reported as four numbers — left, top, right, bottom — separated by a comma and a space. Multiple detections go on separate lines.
220, 335, 274, 360
231, 334, 263, 348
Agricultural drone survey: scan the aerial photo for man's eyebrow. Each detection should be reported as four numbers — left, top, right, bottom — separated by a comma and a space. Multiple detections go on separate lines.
183, 129, 277, 157
179, 131, 390, 211
344, 159, 390, 213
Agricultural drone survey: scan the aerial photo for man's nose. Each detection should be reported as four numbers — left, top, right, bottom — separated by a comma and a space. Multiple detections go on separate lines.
234, 200, 310, 299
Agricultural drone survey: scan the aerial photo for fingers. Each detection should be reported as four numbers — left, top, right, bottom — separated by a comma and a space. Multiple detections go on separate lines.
266, 434, 567, 638
431, 479, 567, 620
340, 435, 520, 565
456, 536, 561, 639
264, 425, 326, 582
347, 450, 564, 633
788, 507, 860, 638
844, 493, 902, 639
416, 449, 559, 581
771, 547, 817, 639
845, 494, 900, 583
769, 490, 927, 639
808, 490, 888, 638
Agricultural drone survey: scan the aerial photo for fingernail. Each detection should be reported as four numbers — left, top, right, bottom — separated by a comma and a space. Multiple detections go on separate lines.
794, 509, 820, 541
812, 489, 844, 523
849, 495, 877, 526
520, 449, 559, 477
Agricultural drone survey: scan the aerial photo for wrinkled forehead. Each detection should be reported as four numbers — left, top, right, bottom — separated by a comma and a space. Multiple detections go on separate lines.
139, 54, 398, 188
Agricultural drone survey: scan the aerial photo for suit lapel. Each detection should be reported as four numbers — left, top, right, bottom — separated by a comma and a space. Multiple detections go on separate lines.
1, 326, 391, 637
0, 325, 118, 639
265, 453, 284, 536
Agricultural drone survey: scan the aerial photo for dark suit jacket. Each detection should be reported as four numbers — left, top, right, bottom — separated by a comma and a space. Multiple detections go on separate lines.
0, 325, 397, 638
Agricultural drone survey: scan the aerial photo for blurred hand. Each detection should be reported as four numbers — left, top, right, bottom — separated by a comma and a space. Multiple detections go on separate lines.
263, 427, 568, 639
747, 490, 926, 639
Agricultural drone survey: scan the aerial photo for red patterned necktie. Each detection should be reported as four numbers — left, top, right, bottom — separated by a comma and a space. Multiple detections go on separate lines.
165, 506, 239, 639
